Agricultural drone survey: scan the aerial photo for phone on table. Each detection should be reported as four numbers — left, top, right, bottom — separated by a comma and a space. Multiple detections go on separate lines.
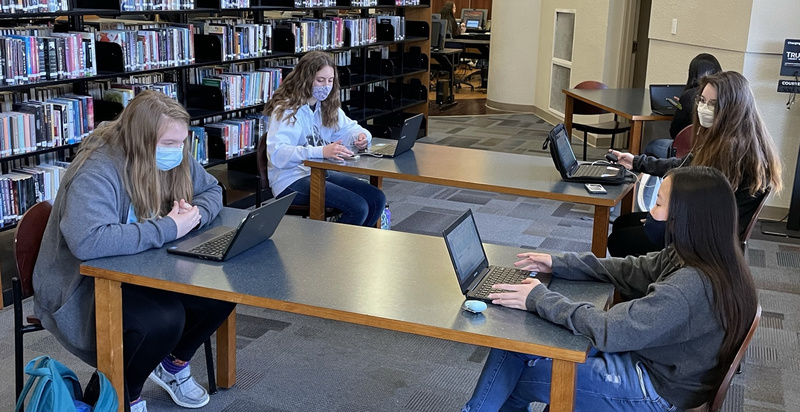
585, 183, 607, 194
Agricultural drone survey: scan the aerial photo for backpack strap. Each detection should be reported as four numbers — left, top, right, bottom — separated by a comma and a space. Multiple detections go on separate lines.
15, 356, 81, 412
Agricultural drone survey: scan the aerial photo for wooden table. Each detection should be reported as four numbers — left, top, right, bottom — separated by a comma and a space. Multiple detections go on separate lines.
562, 88, 672, 155
82, 209, 614, 412
305, 142, 634, 257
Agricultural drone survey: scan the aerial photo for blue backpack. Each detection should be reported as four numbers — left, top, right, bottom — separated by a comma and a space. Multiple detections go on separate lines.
15, 356, 118, 412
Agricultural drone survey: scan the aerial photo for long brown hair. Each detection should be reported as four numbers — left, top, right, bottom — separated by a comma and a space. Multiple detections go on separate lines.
691, 71, 782, 195
65, 90, 193, 220
263, 51, 341, 129
666, 166, 757, 374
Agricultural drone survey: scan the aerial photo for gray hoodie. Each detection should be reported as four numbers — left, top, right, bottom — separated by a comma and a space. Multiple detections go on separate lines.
33, 144, 222, 365
526, 248, 724, 409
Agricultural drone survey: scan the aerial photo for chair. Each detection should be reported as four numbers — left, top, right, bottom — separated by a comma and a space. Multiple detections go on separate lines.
740, 188, 771, 252
687, 305, 761, 412
13, 201, 219, 407
256, 133, 341, 219
671, 125, 693, 158
571, 81, 632, 161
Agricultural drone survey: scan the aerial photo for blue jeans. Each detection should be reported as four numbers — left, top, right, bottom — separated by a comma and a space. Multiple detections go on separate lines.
463, 348, 676, 412
280, 171, 386, 227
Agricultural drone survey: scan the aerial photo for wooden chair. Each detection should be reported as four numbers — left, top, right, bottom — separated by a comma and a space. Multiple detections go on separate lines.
571, 81, 631, 161
687, 305, 761, 412
671, 125, 693, 158
256, 133, 341, 219
13, 201, 219, 407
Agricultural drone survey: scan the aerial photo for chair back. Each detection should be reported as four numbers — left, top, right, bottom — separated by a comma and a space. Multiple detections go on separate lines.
13, 201, 53, 299
740, 188, 770, 250
256, 132, 270, 191
573, 81, 609, 115
708, 305, 761, 411
672, 125, 693, 158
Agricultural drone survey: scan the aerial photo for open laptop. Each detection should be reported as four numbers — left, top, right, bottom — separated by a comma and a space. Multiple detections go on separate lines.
361, 113, 424, 158
443, 209, 552, 302
649, 84, 683, 116
543, 124, 626, 184
167, 192, 296, 261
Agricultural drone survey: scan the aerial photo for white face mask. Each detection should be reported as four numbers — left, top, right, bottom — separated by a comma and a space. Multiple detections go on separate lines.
697, 102, 715, 128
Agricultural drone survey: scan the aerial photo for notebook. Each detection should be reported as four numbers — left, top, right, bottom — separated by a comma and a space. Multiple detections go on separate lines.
543, 124, 626, 185
167, 192, 296, 261
361, 113, 424, 158
443, 209, 552, 302
649, 84, 683, 116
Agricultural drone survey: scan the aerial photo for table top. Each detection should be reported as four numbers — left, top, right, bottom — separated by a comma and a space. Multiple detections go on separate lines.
446, 38, 491, 45
431, 48, 462, 56
562, 88, 673, 121
81, 208, 614, 362
305, 141, 632, 207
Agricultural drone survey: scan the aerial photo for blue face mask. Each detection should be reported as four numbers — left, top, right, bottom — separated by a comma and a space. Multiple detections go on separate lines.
156, 144, 184, 171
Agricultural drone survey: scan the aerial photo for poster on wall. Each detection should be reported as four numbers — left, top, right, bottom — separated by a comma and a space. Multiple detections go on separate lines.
780, 39, 800, 77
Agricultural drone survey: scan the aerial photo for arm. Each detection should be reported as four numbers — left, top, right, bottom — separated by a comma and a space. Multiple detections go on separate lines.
266, 111, 323, 168
331, 108, 371, 146
189, 158, 222, 228
631, 153, 692, 177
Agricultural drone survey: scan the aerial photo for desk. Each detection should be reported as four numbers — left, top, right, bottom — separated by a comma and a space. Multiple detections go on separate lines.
562, 88, 672, 155
304, 141, 634, 257
444, 38, 490, 89
82, 210, 614, 412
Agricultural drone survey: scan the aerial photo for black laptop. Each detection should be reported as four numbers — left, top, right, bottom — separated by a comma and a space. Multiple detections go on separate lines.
167, 193, 296, 261
543, 124, 626, 185
443, 209, 552, 302
361, 113, 423, 158
649, 84, 683, 116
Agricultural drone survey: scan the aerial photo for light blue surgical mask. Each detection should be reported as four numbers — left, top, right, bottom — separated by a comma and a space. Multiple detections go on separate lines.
156, 144, 184, 171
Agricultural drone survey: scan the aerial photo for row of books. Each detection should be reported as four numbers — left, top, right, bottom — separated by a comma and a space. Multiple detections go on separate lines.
96, 25, 195, 72
0, 94, 93, 156
377, 15, 406, 41
120, 0, 194, 11
194, 18, 274, 61
0, 30, 97, 85
1, 0, 68, 13
94, 82, 179, 107
278, 16, 377, 53
0, 161, 69, 226
294, 0, 336, 6
195, 67, 284, 110
204, 115, 265, 160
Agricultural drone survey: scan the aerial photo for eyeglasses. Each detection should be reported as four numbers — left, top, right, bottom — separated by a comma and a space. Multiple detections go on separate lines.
695, 95, 717, 110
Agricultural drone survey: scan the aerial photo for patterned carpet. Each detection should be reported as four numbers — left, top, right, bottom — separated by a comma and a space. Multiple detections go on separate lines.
2, 114, 799, 412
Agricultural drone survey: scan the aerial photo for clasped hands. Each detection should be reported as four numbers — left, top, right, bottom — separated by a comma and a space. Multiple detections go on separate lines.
167, 199, 201, 238
487, 252, 553, 310
323, 133, 368, 161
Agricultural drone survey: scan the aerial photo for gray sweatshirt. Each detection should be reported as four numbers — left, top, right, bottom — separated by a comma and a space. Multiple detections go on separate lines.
525, 248, 723, 410
33, 144, 222, 365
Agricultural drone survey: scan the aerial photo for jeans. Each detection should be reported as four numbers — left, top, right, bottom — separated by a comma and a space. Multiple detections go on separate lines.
280, 171, 386, 227
644, 138, 674, 159
463, 348, 676, 412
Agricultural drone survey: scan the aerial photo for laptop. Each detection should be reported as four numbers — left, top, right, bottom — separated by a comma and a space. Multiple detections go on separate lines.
167, 192, 296, 261
443, 209, 552, 302
543, 124, 626, 185
361, 113, 423, 158
649, 84, 683, 116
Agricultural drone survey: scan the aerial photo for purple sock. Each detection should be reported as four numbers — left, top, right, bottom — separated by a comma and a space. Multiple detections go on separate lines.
161, 356, 188, 375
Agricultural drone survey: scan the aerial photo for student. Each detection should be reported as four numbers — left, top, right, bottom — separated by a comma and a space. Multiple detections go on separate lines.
645, 53, 722, 158
608, 71, 782, 257
440, 1, 463, 38
463, 166, 758, 412
33, 91, 236, 412
264, 50, 386, 227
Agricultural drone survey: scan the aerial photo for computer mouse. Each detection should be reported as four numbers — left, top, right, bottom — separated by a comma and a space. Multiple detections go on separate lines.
461, 300, 487, 314
605, 152, 618, 163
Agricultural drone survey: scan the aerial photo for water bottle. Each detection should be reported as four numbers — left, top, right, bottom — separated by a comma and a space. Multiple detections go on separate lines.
380, 203, 391, 230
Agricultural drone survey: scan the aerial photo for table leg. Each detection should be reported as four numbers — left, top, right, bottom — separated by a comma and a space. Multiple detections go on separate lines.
564, 95, 574, 140
216, 311, 237, 388
550, 359, 577, 412
309, 167, 326, 220
629, 120, 643, 155
591, 205, 610, 257
94, 278, 125, 412
371, 176, 384, 228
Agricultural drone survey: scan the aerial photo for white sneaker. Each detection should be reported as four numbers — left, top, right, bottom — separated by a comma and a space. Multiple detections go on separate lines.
149, 363, 209, 408
130, 400, 148, 412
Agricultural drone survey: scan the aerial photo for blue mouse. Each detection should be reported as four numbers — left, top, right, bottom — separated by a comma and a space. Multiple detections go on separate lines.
461, 300, 488, 314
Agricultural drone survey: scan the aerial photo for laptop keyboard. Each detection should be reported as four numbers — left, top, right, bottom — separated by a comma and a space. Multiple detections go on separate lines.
573, 164, 610, 177
472, 266, 531, 299
371, 143, 397, 156
188, 230, 236, 257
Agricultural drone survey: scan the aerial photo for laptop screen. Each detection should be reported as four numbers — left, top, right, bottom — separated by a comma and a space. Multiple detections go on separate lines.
554, 128, 578, 171
466, 19, 480, 29
443, 211, 488, 285
649, 84, 682, 109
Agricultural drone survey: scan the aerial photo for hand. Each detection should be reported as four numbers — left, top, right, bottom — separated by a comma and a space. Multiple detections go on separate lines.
322, 140, 354, 161
488, 278, 541, 310
353, 133, 368, 150
176, 199, 193, 214
514, 252, 553, 272
609, 150, 634, 170
167, 201, 200, 238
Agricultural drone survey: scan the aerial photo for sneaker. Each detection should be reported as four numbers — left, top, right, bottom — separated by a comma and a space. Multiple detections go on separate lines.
130, 399, 148, 412
149, 363, 210, 408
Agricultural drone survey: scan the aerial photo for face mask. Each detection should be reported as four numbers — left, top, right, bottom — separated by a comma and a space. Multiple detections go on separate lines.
697, 102, 715, 128
643, 212, 668, 247
312, 85, 332, 101
156, 144, 184, 171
